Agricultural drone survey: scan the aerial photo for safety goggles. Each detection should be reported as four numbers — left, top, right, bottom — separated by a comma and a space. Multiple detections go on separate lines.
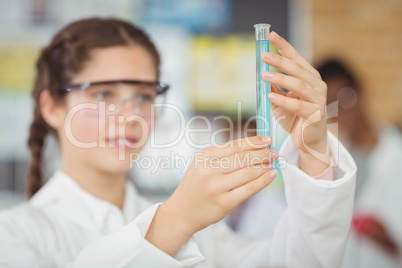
63, 80, 170, 116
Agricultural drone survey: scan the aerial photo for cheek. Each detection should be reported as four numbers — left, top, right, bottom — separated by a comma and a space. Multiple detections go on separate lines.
67, 109, 104, 143
138, 116, 152, 139
63, 102, 154, 147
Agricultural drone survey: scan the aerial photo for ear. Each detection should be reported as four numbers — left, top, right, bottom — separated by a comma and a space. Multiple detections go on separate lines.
40, 90, 65, 130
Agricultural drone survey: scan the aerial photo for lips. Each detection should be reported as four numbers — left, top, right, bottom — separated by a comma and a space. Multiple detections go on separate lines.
105, 136, 138, 148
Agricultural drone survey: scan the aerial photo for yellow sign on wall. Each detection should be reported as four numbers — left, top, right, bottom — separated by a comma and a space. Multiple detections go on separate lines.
0, 46, 38, 92
190, 34, 279, 114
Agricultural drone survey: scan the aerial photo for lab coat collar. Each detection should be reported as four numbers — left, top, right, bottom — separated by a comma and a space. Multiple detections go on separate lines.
30, 170, 139, 234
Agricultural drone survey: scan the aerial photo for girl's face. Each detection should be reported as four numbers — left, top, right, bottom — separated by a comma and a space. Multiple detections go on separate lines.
58, 45, 157, 174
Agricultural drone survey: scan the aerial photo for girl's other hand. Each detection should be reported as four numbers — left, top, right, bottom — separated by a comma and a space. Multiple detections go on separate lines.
145, 135, 279, 256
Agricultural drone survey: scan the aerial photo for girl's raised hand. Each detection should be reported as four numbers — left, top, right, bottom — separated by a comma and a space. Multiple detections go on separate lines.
145, 135, 279, 256
262, 31, 330, 175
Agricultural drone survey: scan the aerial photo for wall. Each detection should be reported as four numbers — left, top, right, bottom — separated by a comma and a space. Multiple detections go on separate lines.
312, 0, 402, 124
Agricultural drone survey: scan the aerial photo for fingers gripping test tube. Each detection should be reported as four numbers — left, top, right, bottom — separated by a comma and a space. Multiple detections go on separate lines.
254, 24, 271, 146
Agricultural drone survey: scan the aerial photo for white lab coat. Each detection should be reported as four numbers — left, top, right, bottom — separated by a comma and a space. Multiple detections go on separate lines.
0, 132, 356, 268
235, 126, 402, 268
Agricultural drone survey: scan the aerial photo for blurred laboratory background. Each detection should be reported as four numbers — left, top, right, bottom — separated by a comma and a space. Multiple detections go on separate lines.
1, 1, 402, 266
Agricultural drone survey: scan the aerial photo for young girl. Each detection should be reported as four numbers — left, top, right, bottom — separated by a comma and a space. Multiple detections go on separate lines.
0, 18, 356, 268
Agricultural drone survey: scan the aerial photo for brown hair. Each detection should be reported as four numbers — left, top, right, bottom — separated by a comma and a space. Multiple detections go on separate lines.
27, 17, 161, 198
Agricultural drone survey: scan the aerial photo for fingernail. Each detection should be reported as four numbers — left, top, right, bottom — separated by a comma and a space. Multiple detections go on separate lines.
270, 170, 278, 179
268, 93, 277, 101
272, 31, 279, 39
272, 151, 278, 158
262, 135, 271, 143
263, 72, 274, 78
263, 52, 273, 59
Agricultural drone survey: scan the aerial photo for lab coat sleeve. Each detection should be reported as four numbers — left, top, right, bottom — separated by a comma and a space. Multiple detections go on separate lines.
209, 131, 356, 268
73, 203, 204, 268
270, 131, 357, 267
0, 203, 204, 268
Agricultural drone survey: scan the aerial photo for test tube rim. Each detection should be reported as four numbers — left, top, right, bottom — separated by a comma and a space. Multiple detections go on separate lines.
253, 23, 271, 29
254, 23, 271, 41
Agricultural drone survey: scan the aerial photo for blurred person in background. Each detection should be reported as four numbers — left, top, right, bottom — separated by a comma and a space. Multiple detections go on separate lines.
318, 59, 402, 267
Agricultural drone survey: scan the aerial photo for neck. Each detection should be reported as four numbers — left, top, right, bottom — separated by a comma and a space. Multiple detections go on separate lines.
61, 159, 126, 210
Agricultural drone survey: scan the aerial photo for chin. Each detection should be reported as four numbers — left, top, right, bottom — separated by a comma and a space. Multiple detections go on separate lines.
102, 147, 142, 172
97, 157, 131, 175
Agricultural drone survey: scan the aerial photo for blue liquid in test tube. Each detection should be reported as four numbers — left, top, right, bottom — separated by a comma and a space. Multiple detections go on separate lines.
254, 24, 271, 146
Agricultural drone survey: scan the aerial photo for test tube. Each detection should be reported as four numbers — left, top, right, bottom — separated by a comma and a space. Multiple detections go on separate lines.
254, 23, 271, 144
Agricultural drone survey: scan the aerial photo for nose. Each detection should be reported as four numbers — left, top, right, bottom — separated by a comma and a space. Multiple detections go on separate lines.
118, 96, 142, 116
